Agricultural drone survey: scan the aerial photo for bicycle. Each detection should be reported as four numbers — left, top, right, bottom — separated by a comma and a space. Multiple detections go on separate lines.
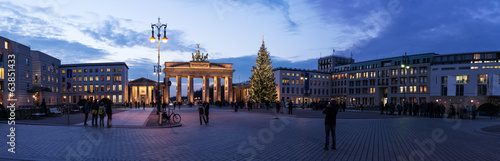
162, 109, 181, 124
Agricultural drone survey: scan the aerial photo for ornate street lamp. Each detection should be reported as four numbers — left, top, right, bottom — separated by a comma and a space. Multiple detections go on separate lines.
150, 17, 168, 115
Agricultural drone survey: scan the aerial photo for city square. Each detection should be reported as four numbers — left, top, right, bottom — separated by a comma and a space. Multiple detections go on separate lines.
1, 0, 500, 160
2, 106, 500, 160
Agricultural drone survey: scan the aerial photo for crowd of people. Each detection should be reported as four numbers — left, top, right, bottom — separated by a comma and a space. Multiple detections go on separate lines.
379, 101, 478, 119
83, 98, 113, 127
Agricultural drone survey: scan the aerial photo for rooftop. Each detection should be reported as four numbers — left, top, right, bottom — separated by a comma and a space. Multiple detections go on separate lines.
60, 62, 129, 69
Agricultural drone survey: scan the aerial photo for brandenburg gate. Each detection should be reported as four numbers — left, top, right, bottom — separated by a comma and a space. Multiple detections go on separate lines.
162, 45, 235, 104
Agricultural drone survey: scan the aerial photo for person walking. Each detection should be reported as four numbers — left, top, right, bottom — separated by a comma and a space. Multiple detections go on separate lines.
98, 102, 106, 127
91, 99, 99, 127
323, 100, 339, 150
471, 104, 477, 120
204, 102, 210, 124
83, 99, 90, 126
106, 101, 112, 127
142, 101, 146, 110
288, 100, 293, 115
198, 105, 207, 125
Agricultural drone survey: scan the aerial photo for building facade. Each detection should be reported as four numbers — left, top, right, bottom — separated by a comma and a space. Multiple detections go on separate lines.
318, 55, 354, 73
128, 77, 157, 105
0, 36, 33, 107
31, 51, 61, 106
340, 53, 435, 106
430, 51, 500, 107
273, 67, 331, 104
59, 62, 129, 105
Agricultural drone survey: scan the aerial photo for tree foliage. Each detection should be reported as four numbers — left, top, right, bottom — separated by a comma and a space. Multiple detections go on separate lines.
247, 41, 277, 103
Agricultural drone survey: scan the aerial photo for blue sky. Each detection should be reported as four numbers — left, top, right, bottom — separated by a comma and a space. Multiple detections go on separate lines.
1, 0, 499, 96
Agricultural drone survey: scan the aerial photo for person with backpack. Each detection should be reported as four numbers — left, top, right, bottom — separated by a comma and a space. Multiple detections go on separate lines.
91, 99, 99, 127
83, 99, 90, 126
98, 102, 106, 127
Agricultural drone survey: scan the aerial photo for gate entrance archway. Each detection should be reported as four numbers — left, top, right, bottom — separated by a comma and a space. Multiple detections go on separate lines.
162, 48, 234, 104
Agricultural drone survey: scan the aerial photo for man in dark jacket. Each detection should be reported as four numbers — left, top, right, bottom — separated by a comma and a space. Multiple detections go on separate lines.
106, 101, 112, 127
288, 100, 293, 115
323, 100, 339, 150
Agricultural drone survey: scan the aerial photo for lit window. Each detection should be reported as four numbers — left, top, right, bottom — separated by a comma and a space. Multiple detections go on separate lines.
84, 76, 88, 81
78, 69, 82, 73
62, 70, 66, 74
26, 71, 29, 78
118, 68, 122, 72
84, 85, 88, 92
4, 40, 9, 49
95, 76, 99, 81
456, 75, 469, 84
118, 85, 122, 91
478, 74, 487, 83
73, 69, 76, 73
107, 68, 110, 72
107, 75, 110, 81
287, 73, 290, 76
113, 85, 116, 91
474, 53, 480, 60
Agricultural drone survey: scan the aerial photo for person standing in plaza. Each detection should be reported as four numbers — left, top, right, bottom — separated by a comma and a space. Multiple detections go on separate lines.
106, 101, 112, 127
91, 99, 99, 127
83, 99, 90, 126
204, 102, 210, 124
98, 102, 106, 127
198, 104, 207, 125
288, 100, 293, 115
142, 101, 146, 110
471, 104, 477, 120
323, 100, 339, 150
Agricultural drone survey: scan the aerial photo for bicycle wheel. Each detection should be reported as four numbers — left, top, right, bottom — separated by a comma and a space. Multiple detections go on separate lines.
172, 114, 181, 123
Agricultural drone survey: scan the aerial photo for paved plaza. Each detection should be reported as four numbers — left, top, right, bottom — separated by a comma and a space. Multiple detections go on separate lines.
1, 106, 500, 160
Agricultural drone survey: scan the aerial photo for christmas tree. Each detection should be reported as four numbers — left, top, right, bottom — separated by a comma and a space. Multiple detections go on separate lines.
248, 39, 277, 105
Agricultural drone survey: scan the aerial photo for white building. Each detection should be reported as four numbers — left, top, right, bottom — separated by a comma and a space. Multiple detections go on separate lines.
430, 51, 500, 107
59, 63, 129, 105
273, 67, 331, 104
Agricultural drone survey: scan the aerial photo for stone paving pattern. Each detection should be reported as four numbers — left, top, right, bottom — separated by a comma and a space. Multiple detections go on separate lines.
1, 106, 500, 160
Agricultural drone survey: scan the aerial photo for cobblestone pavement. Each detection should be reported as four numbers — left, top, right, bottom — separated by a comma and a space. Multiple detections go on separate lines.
1, 105, 500, 160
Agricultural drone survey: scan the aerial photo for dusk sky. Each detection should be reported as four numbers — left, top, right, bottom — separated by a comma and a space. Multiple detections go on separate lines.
1, 0, 499, 96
